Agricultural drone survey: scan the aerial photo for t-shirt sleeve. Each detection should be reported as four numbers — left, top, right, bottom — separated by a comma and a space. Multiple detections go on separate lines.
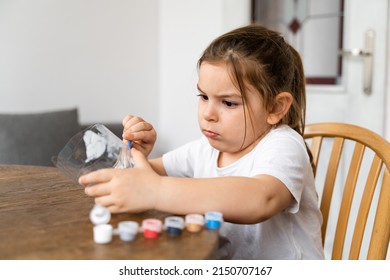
162, 139, 202, 177
250, 132, 313, 214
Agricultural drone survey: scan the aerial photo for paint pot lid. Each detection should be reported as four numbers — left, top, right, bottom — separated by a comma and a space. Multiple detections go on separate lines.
89, 204, 111, 225
142, 218, 163, 232
205, 211, 223, 222
164, 216, 185, 230
185, 214, 205, 225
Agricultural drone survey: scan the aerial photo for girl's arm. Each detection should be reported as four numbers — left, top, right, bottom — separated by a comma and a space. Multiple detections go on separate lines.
80, 149, 293, 224
156, 174, 293, 224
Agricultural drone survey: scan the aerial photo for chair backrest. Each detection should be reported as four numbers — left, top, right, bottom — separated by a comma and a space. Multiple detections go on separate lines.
304, 123, 390, 260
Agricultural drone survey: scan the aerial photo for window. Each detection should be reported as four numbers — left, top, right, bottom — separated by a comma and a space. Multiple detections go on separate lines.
252, 0, 344, 85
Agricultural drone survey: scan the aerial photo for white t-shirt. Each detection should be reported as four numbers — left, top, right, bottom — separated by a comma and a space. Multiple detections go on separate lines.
162, 125, 324, 259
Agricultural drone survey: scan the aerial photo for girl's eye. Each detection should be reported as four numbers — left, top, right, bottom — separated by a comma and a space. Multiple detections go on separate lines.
197, 94, 208, 101
223, 100, 238, 107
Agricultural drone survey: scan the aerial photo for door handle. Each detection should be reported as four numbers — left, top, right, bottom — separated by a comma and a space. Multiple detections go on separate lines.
339, 29, 375, 95
339, 48, 371, 57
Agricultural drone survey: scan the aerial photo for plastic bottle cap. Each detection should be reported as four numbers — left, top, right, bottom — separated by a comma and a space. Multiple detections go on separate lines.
89, 204, 111, 225
93, 224, 113, 244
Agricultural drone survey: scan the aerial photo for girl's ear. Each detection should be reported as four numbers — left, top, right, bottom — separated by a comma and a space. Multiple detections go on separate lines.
267, 92, 293, 125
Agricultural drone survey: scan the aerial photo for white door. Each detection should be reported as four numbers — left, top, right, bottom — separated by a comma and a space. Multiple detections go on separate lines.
306, 0, 388, 136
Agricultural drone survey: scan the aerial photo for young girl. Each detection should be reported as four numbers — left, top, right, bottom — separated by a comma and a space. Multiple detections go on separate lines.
79, 24, 324, 260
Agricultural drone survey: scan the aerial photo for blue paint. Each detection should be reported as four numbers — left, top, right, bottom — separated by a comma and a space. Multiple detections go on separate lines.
204, 211, 223, 230
205, 219, 221, 229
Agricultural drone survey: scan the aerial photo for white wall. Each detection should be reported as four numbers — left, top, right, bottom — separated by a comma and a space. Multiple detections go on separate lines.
157, 0, 250, 154
0, 0, 250, 156
0, 0, 159, 125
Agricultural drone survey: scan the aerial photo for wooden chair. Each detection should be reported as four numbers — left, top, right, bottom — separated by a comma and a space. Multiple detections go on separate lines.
304, 123, 390, 259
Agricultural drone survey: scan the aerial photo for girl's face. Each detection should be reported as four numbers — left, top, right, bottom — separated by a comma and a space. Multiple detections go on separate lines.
197, 61, 272, 161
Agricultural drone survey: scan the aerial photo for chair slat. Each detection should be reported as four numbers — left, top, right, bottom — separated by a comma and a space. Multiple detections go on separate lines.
310, 136, 323, 176
331, 142, 365, 259
348, 155, 382, 259
321, 137, 344, 243
367, 169, 390, 259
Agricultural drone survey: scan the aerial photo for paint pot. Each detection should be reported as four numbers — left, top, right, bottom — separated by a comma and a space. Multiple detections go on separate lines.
90, 204, 113, 244
164, 216, 185, 237
185, 214, 205, 233
89, 204, 111, 225
142, 218, 162, 239
204, 211, 223, 229
117, 221, 139, 242
93, 224, 113, 244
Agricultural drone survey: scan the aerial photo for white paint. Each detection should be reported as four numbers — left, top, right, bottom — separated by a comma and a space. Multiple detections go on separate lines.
83, 130, 106, 163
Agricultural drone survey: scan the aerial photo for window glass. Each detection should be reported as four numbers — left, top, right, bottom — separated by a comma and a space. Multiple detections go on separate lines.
252, 0, 344, 85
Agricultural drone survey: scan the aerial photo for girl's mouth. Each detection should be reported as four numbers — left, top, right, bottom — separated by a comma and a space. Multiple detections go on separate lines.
203, 130, 219, 139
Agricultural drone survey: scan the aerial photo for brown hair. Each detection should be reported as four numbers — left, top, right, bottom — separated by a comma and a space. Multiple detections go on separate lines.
198, 24, 314, 169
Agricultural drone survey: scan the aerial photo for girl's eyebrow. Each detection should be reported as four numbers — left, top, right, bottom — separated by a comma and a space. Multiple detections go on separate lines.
196, 84, 241, 99
196, 84, 206, 94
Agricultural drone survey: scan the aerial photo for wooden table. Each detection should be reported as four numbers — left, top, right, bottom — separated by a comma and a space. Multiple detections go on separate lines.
0, 165, 219, 260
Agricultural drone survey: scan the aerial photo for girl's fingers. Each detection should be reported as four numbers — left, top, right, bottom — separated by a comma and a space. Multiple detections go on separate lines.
79, 169, 113, 185
123, 116, 146, 132
123, 121, 153, 137
84, 182, 111, 197
130, 147, 150, 169
125, 130, 156, 144
94, 195, 115, 209
122, 114, 134, 127
107, 204, 122, 214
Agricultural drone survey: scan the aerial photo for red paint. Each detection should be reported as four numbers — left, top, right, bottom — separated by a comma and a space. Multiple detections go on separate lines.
143, 229, 160, 239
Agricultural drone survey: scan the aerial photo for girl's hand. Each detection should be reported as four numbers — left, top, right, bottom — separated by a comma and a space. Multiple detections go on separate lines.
79, 148, 160, 213
122, 115, 157, 157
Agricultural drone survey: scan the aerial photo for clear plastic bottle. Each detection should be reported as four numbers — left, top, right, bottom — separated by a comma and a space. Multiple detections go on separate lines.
53, 123, 133, 182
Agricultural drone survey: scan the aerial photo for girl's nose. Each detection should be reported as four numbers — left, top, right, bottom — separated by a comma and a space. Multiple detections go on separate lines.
202, 103, 218, 122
